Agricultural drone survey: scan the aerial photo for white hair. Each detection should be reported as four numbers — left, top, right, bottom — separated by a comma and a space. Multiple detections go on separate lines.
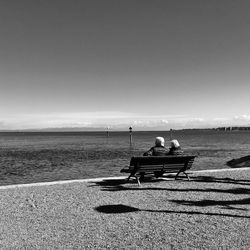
155, 137, 165, 146
171, 139, 180, 148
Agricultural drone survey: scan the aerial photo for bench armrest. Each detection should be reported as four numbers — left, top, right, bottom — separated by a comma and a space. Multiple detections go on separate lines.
120, 166, 134, 173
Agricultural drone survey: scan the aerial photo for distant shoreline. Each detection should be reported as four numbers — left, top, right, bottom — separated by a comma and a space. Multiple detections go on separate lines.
1, 126, 250, 133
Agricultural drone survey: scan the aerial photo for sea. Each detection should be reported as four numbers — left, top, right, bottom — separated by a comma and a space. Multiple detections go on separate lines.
0, 130, 249, 185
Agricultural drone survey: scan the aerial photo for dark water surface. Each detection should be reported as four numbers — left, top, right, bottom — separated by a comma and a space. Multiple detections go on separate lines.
0, 130, 249, 185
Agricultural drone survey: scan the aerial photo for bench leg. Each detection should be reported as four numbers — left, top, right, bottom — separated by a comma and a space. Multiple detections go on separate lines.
127, 174, 142, 185
136, 176, 141, 186
127, 174, 133, 183
175, 170, 190, 181
183, 171, 190, 181
175, 169, 182, 180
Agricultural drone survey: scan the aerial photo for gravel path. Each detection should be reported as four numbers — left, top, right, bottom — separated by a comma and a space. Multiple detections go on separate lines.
0, 168, 249, 249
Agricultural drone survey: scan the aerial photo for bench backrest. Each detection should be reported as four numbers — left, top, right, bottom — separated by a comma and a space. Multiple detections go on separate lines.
130, 155, 196, 173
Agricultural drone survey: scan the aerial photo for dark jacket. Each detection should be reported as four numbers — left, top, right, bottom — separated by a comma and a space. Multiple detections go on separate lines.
143, 146, 169, 156
168, 146, 184, 155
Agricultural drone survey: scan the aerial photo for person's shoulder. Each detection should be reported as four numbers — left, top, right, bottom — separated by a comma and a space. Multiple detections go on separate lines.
168, 147, 184, 155
143, 146, 154, 156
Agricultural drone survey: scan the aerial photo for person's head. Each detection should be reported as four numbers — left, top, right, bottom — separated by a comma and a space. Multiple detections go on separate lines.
170, 139, 180, 148
155, 137, 165, 147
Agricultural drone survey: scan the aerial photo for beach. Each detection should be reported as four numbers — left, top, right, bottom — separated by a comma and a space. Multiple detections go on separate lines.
1, 0, 250, 248
0, 168, 249, 249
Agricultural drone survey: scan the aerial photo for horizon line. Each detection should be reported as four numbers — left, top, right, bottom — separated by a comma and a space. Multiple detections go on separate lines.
1, 125, 250, 133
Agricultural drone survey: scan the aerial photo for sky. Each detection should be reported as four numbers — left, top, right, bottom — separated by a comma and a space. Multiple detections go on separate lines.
1, 0, 250, 130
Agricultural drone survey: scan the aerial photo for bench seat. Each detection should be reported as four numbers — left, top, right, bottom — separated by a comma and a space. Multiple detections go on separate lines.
120, 155, 197, 185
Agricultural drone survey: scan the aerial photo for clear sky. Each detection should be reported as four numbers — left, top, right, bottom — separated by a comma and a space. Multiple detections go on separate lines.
1, 0, 250, 130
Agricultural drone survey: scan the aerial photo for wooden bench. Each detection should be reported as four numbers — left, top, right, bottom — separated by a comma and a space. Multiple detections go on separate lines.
120, 155, 197, 185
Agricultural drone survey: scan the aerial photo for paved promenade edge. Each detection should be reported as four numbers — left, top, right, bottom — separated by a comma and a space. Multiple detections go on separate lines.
0, 167, 249, 190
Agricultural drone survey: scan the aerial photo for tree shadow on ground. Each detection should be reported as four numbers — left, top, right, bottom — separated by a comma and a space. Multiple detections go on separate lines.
90, 178, 250, 196
94, 204, 250, 219
189, 175, 250, 186
170, 198, 250, 211
132, 187, 250, 195
92, 178, 250, 212
95, 204, 140, 213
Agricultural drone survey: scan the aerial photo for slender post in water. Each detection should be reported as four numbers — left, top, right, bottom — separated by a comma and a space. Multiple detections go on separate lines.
129, 126, 133, 146
106, 126, 109, 138
170, 128, 173, 140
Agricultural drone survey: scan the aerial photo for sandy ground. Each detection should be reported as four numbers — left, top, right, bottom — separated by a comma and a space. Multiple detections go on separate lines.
0, 168, 249, 249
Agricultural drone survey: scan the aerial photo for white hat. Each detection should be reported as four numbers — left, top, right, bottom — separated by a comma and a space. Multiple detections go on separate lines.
155, 137, 165, 146
171, 139, 180, 148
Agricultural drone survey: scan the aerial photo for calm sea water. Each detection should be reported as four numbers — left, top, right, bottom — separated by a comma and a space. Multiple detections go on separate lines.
0, 130, 249, 184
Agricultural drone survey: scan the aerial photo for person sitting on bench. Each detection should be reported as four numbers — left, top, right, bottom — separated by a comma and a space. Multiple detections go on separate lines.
143, 137, 169, 156
142, 137, 169, 179
168, 139, 184, 155
143, 138, 184, 178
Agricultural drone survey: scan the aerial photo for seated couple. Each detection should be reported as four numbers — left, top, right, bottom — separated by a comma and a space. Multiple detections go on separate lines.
143, 137, 183, 156
140, 137, 183, 179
